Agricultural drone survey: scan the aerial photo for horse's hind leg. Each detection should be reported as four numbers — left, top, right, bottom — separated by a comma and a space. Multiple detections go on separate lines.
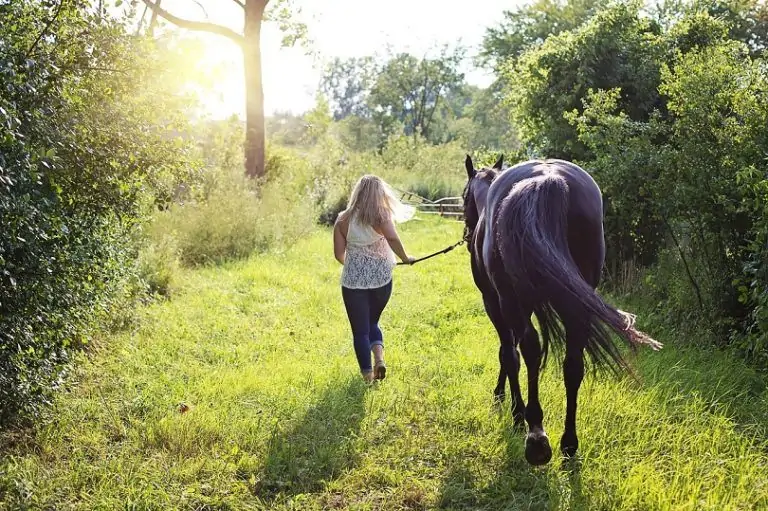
560, 231, 601, 458
560, 323, 585, 458
499, 340, 526, 428
514, 307, 552, 466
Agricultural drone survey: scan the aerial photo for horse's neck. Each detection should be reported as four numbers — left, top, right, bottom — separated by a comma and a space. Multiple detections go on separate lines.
474, 188, 489, 217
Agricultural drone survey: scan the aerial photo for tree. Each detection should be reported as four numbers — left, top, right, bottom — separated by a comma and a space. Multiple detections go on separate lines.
480, 0, 610, 72
319, 56, 377, 121
141, 0, 306, 179
691, 0, 768, 55
503, 1, 663, 161
459, 83, 517, 150
367, 47, 466, 143
301, 93, 333, 145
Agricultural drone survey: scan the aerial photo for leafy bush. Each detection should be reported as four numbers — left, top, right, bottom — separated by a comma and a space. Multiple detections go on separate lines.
0, 3, 200, 425
147, 146, 325, 266
503, 1, 664, 161
565, 19, 768, 361
502, 3, 768, 366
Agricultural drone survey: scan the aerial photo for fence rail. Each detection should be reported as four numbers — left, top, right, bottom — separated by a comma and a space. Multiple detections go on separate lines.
396, 190, 464, 220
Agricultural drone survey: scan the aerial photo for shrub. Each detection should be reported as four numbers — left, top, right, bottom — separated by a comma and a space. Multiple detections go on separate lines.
0, 4, 200, 425
136, 234, 181, 298
146, 147, 322, 266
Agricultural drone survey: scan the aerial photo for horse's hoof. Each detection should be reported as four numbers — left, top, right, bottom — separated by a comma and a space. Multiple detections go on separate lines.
525, 431, 552, 466
512, 413, 526, 431
560, 433, 579, 459
560, 443, 578, 458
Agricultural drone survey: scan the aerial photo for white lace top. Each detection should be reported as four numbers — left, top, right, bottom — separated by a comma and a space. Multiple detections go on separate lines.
341, 214, 396, 289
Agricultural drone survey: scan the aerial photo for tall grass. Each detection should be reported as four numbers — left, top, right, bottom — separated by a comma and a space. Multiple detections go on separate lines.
1, 217, 766, 510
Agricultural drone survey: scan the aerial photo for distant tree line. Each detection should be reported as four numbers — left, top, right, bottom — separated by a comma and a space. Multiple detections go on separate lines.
270, 46, 516, 152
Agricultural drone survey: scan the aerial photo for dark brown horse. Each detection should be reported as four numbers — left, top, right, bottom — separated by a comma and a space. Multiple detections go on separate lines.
462, 154, 662, 465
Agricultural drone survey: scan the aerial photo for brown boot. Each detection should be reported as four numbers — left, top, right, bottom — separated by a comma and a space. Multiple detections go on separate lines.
374, 360, 386, 380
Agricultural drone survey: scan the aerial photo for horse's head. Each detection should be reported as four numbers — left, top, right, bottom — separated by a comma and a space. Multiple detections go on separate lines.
462, 153, 503, 242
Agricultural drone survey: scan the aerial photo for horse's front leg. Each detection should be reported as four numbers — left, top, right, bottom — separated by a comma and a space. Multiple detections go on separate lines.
561, 326, 586, 458
517, 314, 552, 466
494, 344, 506, 403
499, 339, 526, 428
483, 294, 525, 427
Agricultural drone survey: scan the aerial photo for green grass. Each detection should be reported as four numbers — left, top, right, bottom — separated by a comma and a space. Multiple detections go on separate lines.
1, 216, 767, 510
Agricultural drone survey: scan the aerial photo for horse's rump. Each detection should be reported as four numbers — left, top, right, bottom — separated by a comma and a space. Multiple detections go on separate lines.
491, 171, 661, 375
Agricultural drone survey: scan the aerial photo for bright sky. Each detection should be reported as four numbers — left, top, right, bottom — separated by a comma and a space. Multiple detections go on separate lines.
136, 0, 523, 118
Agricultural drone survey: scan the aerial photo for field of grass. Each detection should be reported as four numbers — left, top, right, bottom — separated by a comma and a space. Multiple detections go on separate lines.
1, 216, 767, 510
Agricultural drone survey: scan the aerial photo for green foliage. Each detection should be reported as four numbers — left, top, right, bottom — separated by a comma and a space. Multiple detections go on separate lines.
480, 0, 612, 71
492, 0, 768, 363
320, 56, 378, 121
1, 221, 767, 509
331, 115, 382, 153
136, 234, 181, 298
318, 49, 514, 149
691, 0, 768, 55
147, 151, 318, 267
368, 48, 467, 143
0, 1, 201, 425
376, 134, 469, 200
503, 1, 663, 160
457, 83, 518, 151
266, 112, 309, 147
302, 94, 334, 145
567, 15, 768, 359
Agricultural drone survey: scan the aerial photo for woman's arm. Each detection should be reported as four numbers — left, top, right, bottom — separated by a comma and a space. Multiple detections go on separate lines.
333, 216, 347, 265
378, 216, 414, 264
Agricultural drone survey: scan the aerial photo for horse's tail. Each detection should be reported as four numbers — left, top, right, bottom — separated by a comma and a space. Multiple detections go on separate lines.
496, 174, 662, 375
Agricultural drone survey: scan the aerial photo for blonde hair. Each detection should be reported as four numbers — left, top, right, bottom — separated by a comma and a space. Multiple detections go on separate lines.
342, 175, 414, 227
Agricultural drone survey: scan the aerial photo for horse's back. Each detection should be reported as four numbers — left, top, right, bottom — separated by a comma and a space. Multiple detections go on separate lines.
489, 159, 602, 218
486, 159, 606, 287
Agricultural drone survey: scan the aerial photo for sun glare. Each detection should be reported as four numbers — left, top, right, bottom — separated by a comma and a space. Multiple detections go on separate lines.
140, 0, 512, 120
195, 36, 245, 120
184, 29, 319, 120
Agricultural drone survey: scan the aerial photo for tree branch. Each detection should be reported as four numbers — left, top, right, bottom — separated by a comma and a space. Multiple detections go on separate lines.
140, 0, 245, 46
231, 0, 245, 8
423, 90, 441, 138
26, 0, 65, 58
136, 1, 150, 35
188, 0, 209, 18
662, 214, 705, 311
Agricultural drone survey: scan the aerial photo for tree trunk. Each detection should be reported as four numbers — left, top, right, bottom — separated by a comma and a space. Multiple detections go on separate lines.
243, 0, 267, 179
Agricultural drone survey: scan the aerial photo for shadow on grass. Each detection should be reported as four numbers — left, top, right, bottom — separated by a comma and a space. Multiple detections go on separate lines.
631, 344, 768, 442
436, 418, 588, 511
252, 377, 367, 503
613, 295, 768, 442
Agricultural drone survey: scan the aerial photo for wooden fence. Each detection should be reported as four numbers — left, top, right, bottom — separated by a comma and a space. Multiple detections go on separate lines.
397, 190, 464, 221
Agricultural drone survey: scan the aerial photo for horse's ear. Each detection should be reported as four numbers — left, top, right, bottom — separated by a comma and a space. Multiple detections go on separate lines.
465, 154, 476, 179
493, 153, 504, 170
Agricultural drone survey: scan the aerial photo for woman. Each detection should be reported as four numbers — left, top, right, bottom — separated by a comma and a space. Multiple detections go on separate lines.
333, 175, 416, 383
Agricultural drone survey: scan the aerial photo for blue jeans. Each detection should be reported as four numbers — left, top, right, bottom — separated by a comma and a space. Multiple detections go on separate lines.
341, 280, 393, 373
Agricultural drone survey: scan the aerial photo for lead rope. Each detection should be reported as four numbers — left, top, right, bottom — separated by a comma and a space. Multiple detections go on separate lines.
396, 238, 466, 266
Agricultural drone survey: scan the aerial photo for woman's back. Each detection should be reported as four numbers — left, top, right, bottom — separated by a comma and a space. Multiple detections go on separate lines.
341, 213, 396, 289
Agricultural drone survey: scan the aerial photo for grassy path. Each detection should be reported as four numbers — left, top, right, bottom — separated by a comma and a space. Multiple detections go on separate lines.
1, 217, 767, 510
